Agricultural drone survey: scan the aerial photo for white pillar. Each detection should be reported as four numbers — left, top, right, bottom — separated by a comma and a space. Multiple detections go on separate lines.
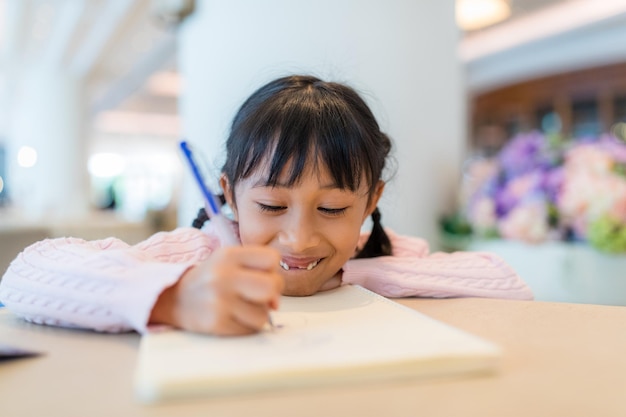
178, 1, 465, 245
7, 66, 89, 220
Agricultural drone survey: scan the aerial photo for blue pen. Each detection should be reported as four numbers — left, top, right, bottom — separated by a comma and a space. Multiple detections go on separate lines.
179, 140, 240, 247
179, 140, 276, 328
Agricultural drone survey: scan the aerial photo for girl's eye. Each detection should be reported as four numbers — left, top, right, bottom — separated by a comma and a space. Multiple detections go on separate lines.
319, 207, 347, 216
258, 203, 286, 213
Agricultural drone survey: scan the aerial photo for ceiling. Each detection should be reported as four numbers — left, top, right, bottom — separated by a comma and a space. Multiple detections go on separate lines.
509, 0, 568, 16
0, 0, 180, 137
467, 0, 570, 33
0, 0, 585, 136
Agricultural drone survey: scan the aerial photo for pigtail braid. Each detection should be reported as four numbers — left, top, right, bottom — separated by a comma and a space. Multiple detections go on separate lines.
354, 207, 392, 259
191, 195, 228, 229
191, 207, 209, 229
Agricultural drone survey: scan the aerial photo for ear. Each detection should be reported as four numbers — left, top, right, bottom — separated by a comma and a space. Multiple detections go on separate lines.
219, 174, 238, 220
363, 180, 385, 222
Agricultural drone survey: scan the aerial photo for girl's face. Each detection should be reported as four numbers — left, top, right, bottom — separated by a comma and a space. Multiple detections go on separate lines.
222, 161, 383, 296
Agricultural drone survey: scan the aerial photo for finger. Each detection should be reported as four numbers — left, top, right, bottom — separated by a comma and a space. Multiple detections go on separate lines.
206, 248, 280, 296
211, 318, 258, 336
209, 298, 269, 336
225, 246, 282, 272
230, 296, 272, 331
231, 268, 283, 304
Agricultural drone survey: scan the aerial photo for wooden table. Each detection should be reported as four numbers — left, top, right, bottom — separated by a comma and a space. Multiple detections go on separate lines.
1, 297, 625, 417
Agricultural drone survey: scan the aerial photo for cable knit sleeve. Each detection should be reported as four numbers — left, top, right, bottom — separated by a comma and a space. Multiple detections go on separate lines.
0, 227, 220, 333
343, 230, 533, 300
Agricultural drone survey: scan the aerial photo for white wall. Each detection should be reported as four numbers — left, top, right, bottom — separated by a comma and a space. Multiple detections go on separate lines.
177, 0, 465, 245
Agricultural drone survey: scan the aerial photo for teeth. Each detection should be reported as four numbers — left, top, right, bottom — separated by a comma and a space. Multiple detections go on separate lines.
306, 260, 319, 270
279, 259, 320, 271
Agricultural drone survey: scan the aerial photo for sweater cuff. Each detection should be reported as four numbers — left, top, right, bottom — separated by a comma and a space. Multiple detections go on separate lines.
111, 262, 192, 334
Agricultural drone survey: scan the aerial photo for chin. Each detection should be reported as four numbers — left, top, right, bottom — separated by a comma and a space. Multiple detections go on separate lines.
281, 273, 342, 297
281, 284, 320, 297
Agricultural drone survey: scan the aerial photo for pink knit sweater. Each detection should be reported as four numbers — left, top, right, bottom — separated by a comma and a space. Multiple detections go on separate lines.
0, 226, 533, 333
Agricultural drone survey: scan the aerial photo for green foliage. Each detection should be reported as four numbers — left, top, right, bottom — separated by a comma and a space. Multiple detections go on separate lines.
439, 212, 472, 236
587, 215, 626, 253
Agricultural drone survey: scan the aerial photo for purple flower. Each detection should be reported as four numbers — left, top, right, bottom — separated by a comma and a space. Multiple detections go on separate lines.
461, 131, 626, 249
491, 169, 549, 218
498, 132, 548, 178
541, 166, 564, 204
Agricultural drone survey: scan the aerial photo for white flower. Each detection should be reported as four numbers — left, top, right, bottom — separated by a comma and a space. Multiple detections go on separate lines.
498, 201, 549, 244
468, 196, 496, 233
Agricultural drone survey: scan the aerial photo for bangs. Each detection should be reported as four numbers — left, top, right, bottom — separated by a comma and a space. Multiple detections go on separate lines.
228, 85, 373, 191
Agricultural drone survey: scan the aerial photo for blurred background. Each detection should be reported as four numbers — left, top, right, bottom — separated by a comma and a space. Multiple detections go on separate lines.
1, 0, 625, 303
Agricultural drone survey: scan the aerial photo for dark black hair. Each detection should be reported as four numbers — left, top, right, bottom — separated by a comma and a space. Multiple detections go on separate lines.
193, 74, 393, 258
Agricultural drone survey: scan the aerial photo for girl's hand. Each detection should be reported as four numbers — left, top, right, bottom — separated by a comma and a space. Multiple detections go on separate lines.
150, 246, 284, 335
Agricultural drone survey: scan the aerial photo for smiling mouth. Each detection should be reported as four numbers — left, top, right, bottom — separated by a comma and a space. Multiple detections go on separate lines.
279, 259, 321, 271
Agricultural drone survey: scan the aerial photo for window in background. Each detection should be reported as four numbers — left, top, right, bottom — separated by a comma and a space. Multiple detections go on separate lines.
112, 152, 179, 222
614, 96, 626, 122
504, 115, 523, 138
471, 62, 626, 150
88, 152, 126, 210
572, 99, 601, 138
538, 109, 562, 135
87, 146, 181, 226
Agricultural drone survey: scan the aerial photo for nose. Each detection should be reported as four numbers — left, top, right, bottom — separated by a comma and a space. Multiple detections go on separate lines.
278, 209, 321, 252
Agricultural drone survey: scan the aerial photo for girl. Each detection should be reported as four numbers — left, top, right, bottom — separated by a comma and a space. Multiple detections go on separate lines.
0, 75, 532, 336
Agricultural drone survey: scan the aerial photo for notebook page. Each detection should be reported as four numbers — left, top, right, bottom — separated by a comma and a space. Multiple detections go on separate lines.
134, 285, 500, 402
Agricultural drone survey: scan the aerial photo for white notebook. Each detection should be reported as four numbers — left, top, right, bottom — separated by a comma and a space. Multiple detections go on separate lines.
134, 284, 500, 402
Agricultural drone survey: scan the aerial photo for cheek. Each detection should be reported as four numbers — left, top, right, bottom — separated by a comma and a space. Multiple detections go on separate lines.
334, 235, 360, 261
236, 208, 272, 245
327, 216, 366, 252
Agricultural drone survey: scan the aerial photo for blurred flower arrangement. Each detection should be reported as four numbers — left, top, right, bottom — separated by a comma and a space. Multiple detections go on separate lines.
441, 132, 626, 253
